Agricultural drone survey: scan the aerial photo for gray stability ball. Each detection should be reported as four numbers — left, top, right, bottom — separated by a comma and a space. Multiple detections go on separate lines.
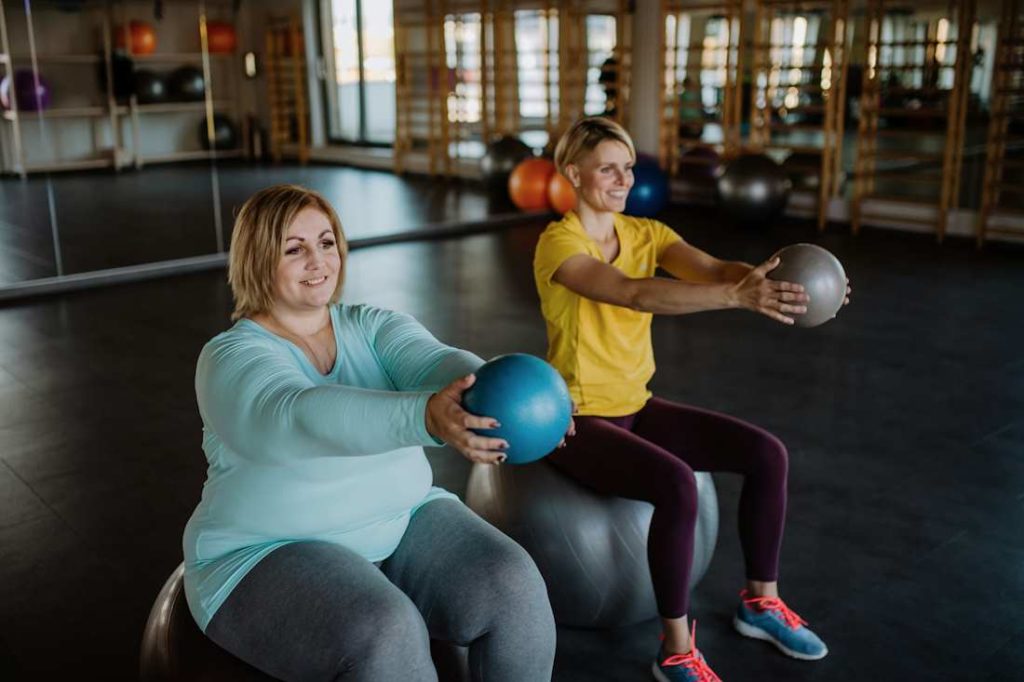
769, 243, 847, 328
466, 460, 718, 628
479, 136, 533, 193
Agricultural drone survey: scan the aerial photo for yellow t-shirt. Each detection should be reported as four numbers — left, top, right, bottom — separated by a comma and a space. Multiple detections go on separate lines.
533, 211, 682, 417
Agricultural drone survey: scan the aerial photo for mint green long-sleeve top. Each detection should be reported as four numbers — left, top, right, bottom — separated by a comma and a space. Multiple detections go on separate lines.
182, 303, 483, 631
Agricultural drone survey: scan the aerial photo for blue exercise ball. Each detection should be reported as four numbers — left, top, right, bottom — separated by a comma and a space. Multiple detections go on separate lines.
625, 157, 670, 217
462, 354, 572, 465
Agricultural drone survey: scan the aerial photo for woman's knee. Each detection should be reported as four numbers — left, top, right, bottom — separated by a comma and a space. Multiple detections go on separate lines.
652, 463, 699, 518
339, 589, 433, 676
753, 434, 789, 481
468, 540, 554, 628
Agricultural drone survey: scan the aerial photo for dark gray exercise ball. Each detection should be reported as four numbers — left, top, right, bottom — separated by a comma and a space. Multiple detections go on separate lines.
168, 65, 205, 102
199, 113, 238, 151
717, 153, 792, 226
465, 460, 718, 628
134, 69, 168, 104
480, 136, 533, 193
768, 243, 847, 328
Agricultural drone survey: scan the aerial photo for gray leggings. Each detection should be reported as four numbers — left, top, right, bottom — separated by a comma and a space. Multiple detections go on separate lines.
205, 499, 556, 682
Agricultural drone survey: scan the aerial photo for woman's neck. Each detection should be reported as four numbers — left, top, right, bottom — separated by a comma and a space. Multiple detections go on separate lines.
255, 305, 331, 339
576, 201, 616, 240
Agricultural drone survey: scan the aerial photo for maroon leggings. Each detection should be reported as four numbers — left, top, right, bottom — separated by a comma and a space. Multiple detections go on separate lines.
547, 397, 788, 619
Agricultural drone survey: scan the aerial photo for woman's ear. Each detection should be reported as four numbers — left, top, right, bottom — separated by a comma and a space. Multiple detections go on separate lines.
565, 164, 581, 188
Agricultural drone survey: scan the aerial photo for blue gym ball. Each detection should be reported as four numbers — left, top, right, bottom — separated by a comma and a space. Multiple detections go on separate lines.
462, 353, 572, 465
624, 156, 670, 217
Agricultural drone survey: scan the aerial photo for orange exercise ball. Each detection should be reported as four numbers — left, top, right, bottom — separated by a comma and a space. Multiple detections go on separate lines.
547, 172, 577, 214
206, 21, 237, 54
115, 21, 157, 56
508, 158, 556, 211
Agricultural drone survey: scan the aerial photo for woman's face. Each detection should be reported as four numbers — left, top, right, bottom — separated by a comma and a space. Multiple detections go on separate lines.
271, 208, 342, 314
567, 139, 635, 213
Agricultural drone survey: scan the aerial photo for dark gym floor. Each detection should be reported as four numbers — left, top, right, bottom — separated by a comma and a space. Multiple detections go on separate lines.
1, 177, 1023, 681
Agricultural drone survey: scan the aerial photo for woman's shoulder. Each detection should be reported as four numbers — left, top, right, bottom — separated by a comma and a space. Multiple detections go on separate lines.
616, 214, 678, 243
537, 212, 589, 253
331, 303, 423, 339
332, 302, 407, 326
615, 212, 661, 233
200, 321, 281, 361
540, 211, 584, 238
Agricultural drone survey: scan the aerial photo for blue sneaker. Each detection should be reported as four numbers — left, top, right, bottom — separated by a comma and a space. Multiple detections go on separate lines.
733, 589, 828, 660
651, 622, 721, 682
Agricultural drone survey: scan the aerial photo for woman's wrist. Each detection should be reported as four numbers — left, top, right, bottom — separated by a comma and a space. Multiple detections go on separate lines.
423, 393, 446, 446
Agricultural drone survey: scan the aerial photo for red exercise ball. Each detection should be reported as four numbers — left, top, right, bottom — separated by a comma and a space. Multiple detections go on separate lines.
508, 158, 556, 211
115, 21, 157, 55
547, 172, 577, 214
206, 21, 237, 54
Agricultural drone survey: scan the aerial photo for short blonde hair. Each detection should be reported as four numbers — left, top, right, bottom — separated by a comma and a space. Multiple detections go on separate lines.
228, 184, 348, 321
553, 116, 636, 176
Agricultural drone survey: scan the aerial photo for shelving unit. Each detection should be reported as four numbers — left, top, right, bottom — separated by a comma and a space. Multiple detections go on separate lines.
660, 0, 744, 176
0, 0, 117, 175
0, 0, 245, 176
977, 0, 1024, 245
747, 0, 851, 230
393, 0, 631, 176
850, 0, 977, 241
265, 15, 308, 164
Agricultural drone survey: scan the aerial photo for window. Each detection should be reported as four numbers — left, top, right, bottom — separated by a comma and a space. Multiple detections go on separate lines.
323, 0, 396, 144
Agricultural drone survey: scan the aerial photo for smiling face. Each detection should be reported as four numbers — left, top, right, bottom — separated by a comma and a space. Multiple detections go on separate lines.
566, 139, 635, 213
270, 207, 343, 315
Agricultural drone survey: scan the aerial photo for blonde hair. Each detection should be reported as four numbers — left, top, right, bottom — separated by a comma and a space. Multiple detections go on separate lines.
552, 116, 636, 176
228, 184, 348, 321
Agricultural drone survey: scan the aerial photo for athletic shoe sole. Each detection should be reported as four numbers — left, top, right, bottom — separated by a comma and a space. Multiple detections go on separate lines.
732, 615, 829, 661
650, 660, 679, 682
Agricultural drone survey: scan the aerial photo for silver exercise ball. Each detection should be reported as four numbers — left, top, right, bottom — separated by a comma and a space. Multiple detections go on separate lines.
769, 243, 847, 328
717, 153, 792, 225
465, 460, 718, 628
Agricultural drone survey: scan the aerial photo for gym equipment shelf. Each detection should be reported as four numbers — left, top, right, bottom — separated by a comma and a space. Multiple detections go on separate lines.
746, 0, 851, 231
977, 0, 1024, 245
0, 0, 244, 177
394, 0, 631, 178
660, 0, 744, 176
850, 0, 978, 241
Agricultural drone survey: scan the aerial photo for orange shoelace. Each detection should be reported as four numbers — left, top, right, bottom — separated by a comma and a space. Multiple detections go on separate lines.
740, 590, 808, 630
660, 621, 722, 682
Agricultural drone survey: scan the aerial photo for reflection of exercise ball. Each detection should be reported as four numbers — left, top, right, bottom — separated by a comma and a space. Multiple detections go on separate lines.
168, 66, 205, 102
206, 21, 237, 54
198, 114, 239, 151
547, 172, 577, 214
781, 152, 822, 191
466, 461, 718, 628
768, 243, 847, 328
100, 52, 135, 101
115, 21, 157, 55
678, 146, 721, 183
508, 158, 556, 212
481, 136, 533, 193
463, 354, 572, 465
624, 157, 670, 217
133, 70, 168, 104
0, 69, 51, 111
717, 154, 792, 225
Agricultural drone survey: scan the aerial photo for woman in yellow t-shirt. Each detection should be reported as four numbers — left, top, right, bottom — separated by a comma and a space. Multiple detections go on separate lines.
534, 117, 849, 682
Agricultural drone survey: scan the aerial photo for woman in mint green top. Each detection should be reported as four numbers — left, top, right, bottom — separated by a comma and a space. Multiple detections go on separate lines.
183, 185, 556, 681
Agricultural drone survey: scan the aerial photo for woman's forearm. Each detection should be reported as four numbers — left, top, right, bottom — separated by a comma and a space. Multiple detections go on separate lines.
626, 277, 741, 315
